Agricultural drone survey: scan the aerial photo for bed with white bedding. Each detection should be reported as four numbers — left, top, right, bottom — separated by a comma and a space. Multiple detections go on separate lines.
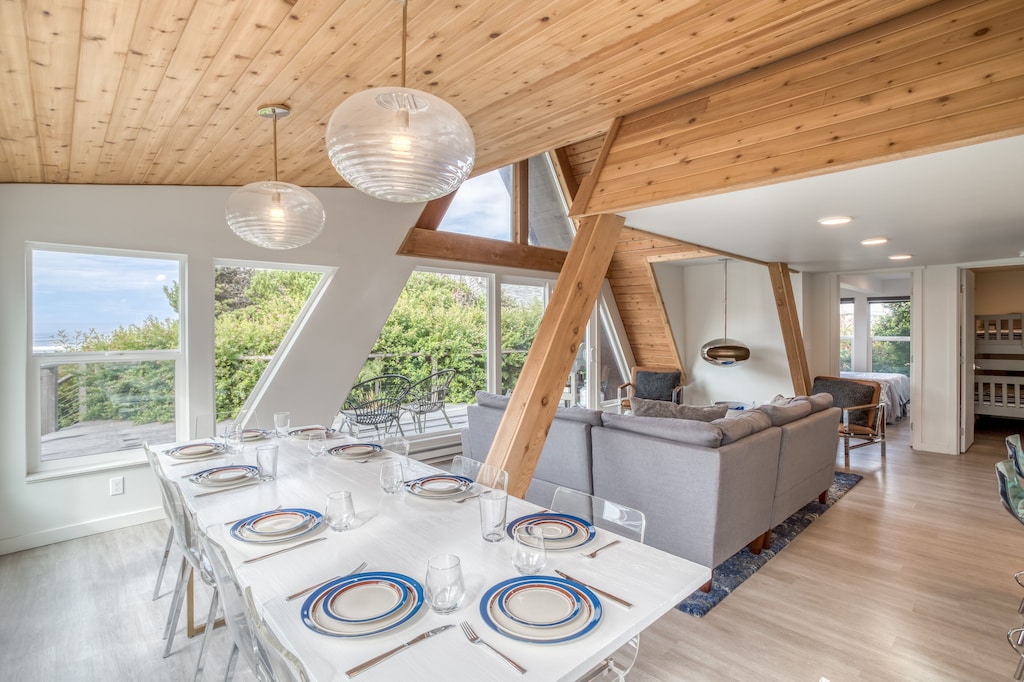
840, 371, 910, 423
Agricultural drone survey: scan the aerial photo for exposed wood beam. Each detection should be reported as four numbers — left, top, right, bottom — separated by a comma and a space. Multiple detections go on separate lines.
396, 227, 567, 273
551, 147, 580, 201
572, 0, 1024, 217
414, 193, 458, 231
483, 213, 625, 498
768, 262, 812, 396
513, 160, 529, 244
568, 116, 622, 217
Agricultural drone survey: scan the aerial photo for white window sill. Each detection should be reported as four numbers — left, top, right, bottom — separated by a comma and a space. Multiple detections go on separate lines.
27, 455, 149, 483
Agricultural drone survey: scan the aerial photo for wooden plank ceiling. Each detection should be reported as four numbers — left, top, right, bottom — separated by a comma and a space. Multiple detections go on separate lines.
2, 0, 956, 188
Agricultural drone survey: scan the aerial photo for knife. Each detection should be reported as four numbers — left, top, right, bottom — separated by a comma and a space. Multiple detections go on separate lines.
345, 624, 454, 677
241, 536, 326, 565
554, 570, 633, 609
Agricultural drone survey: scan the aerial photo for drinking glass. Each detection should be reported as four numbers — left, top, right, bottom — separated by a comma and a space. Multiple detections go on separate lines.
325, 491, 356, 531
478, 489, 507, 542
383, 435, 410, 459
512, 525, 546, 575
224, 429, 243, 456
255, 444, 278, 481
425, 553, 465, 614
379, 460, 404, 494
273, 411, 291, 437
307, 430, 327, 457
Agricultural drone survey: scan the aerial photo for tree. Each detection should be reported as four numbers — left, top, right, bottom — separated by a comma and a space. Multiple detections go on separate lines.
871, 301, 911, 375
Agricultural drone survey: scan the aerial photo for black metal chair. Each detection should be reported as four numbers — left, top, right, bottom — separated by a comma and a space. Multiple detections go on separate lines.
401, 369, 457, 433
341, 374, 412, 437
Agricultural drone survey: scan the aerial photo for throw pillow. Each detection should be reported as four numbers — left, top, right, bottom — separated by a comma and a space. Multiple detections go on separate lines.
631, 397, 728, 422
634, 370, 681, 402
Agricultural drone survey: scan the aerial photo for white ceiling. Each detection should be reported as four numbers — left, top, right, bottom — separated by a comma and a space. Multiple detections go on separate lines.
622, 134, 1024, 273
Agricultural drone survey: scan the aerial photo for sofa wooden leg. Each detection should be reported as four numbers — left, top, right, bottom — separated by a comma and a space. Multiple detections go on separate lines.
700, 575, 713, 593
818, 489, 828, 504
748, 530, 770, 555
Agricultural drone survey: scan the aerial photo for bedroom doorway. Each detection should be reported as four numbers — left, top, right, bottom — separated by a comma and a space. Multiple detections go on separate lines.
962, 264, 1024, 454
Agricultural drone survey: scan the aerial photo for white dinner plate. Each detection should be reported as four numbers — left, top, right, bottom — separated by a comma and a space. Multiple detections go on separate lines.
506, 512, 596, 550
246, 510, 314, 537
301, 572, 424, 638
164, 442, 225, 459
328, 443, 383, 460
405, 474, 473, 499
324, 576, 409, 624
188, 465, 259, 487
240, 428, 272, 442
498, 580, 582, 628
480, 576, 602, 644
288, 426, 336, 440
230, 508, 323, 544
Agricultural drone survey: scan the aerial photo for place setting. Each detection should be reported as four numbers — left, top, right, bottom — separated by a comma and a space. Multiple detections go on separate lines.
163, 440, 227, 464
328, 442, 384, 461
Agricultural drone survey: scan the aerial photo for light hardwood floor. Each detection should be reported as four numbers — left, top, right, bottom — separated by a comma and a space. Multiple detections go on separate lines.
0, 418, 1020, 681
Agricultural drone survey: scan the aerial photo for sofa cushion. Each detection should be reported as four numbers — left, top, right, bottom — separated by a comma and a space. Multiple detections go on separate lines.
631, 397, 727, 422
474, 390, 603, 426
475, 390, 510, 409
712, 409, 772, 444
635, 370, 681, 401
803, 392, 834, 413
601, 412, 723, 448
757, 400, 812, 426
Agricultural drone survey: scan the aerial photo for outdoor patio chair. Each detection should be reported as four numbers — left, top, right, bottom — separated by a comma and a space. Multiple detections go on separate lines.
341, 374, 412, 437
401, 369, 457, 433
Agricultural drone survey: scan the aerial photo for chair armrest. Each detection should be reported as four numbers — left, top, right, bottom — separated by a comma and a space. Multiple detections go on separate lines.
671, 386, 683, 404
617, 382, 634, 403
841, 402, 884, 431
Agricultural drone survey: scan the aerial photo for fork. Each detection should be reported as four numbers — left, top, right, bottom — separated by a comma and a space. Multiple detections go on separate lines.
459, 621, 526, 674
454, 493, 480, 504
285, 560, 368, 602
581, 539, 621, 558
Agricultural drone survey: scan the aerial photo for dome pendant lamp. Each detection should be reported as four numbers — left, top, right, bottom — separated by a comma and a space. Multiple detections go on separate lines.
226, 104, 325, 250
700, 259, 751, 367
325, 0, 475, 203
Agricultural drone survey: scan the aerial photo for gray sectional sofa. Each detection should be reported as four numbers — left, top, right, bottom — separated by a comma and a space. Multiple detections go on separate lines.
461, 391, 840, 585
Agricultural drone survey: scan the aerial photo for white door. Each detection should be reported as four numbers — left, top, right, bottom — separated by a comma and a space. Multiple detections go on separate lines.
959, 268, 975, 453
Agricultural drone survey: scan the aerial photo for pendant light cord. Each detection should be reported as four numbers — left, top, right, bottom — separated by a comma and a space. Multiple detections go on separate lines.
272, 112, 279, 182
400, 0, 408, 88
723, 259, 730, 340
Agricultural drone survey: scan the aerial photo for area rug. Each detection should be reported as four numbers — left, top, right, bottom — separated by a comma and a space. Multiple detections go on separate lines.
677, 471, 863, 617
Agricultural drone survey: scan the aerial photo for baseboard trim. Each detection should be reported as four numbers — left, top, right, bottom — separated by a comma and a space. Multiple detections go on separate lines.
0, 507, 166, 556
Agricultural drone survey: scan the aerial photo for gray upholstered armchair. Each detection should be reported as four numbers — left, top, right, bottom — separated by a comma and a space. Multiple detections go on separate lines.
618, 366, 683, 414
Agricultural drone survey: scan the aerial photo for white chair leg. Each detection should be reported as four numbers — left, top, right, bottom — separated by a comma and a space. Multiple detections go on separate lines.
193, 588, 219, 681
153, 525, 175, 600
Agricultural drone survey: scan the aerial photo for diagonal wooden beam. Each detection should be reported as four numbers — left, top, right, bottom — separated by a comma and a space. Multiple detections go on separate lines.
413, 193, 458, 231
568, 116, 623, 218
483, 213, 625, 497
767, 262, 811, 395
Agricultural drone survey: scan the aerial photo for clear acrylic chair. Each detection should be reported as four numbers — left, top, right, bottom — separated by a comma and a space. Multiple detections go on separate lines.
144, 444, 221, 679
551, 486, 646, 680
196, 526, 263, 681
450, 454, 508, 491
145, 442, 177, 601
244, 586, 310, 681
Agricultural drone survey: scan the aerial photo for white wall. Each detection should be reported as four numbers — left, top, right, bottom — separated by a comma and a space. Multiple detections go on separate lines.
0, 184, 422, 554
661, 260, 799, 406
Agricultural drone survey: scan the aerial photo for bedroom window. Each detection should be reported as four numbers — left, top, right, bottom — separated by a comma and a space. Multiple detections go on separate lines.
30, 246, 183, 468
869, 298, 911, 376
839, 298, 854, 371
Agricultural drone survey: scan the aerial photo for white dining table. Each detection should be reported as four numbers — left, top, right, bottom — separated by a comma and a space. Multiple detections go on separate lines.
157, 431, 711, 681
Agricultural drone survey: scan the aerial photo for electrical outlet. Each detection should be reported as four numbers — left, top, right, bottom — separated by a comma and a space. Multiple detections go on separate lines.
109, 476, 124, 496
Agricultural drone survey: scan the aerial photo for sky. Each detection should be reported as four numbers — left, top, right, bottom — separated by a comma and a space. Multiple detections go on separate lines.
438, 169, 512, 240
32, 250, 179, 350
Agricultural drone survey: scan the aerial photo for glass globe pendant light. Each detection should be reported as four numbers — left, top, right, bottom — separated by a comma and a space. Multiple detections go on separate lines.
325, 0, 475, 203
226, 104, 325, 250
701, 259, 751, 366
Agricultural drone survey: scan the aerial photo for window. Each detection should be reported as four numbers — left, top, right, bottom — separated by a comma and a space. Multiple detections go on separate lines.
213, 264, 325, 425
501, 282, 546, 393
31, 247, 182, 467
869, 298, 911, 376
839, 298, 854, 371
438, 167, 512, 241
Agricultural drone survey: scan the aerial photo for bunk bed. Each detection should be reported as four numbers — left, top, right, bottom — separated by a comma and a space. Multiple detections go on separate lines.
974, 313, 1024, 419
840, 371, 910, 423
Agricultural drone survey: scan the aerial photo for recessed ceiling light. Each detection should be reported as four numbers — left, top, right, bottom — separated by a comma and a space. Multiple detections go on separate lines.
818, 216, 852, 226
889, 254, 913, 260
860, 237, 889, 246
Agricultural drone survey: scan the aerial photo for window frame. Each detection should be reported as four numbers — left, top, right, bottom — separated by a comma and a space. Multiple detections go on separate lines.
27, 243, 186, 476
